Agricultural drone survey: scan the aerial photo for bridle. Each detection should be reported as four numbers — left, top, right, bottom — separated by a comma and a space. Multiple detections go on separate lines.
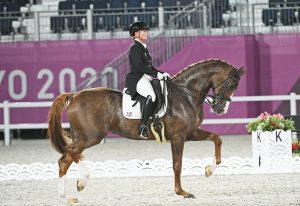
167, 69, 240, 107
207, 69, 240, 106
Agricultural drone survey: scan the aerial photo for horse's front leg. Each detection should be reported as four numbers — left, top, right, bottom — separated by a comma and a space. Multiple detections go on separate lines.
186, 128, 222, 176
171, 135, 196, 198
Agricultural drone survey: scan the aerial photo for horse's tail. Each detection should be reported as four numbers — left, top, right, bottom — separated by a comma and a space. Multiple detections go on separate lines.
48, 93, 73, 154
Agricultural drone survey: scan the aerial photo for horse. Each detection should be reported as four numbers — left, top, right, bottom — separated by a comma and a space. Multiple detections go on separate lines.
48, 59, 246, 202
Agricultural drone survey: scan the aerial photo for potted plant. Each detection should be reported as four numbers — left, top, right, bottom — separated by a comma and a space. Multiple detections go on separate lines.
246, 112, 295, 132
247, 112, 296, 170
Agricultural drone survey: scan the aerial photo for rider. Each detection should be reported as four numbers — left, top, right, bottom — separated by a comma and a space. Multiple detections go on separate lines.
125, 21, 170, 139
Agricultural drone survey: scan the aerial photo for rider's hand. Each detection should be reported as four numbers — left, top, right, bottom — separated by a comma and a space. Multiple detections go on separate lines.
157, 72, 164, 80
162, 72, 170, 80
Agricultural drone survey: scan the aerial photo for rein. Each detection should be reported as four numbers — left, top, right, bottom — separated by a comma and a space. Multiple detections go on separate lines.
167, 80, 211, 103
167, 69, 240, 106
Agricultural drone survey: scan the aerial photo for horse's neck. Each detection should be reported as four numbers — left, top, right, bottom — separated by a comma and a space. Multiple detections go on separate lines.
173, 64, 214, 93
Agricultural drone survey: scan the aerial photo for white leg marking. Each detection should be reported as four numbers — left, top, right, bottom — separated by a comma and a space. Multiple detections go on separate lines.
77, 161, 90, 191
58, 176, 66, 197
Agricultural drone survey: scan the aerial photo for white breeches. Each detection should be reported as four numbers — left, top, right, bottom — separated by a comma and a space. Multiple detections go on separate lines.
136, 74, 156, 102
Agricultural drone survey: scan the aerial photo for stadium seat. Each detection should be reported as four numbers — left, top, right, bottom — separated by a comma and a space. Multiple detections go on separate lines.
179, 0, 196, 6
280, 8, 296, 25
269, 0, 284, 8
93, 0, 108, 11
109, 0, 125, 9
50, 1, 74, 33
50, 16, 66, 33
213, 0, 230, 13
190, 11, 201, 28
286, 0, 300, 7
211, 8, 223, 28
0, 18, 15, 35
262, 9, 278, 26
75, 1, 91, 13
58, 1, 74, 14
159, 0, 178, 7
126, 0, 141, 8
143, 0, 159, 8
140, 0, 158, 28
92, 0, 110, 31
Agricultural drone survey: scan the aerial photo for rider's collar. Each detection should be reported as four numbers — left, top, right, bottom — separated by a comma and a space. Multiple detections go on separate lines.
135, 39, 147, 48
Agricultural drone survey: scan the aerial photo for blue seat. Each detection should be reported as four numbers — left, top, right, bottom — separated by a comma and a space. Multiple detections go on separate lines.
109, 0, 125, 9
50, 1, 73, 33
58, 1, 74, 14
211, 8, 223, 28
280, 8, 296, 25
286, 0, 300, 7
50, 16, 66, 33
75, 1, 91, 13
144, 0, 159, 8
0, 18, 15, 35
213, 0, 230, 13
159, 0, 178, 7
92, 0, 111, 31
262, 9, 278, 26
93, 0, 108, 10
269, 0, 284, 8
179, 0, 196, 6
126, 0, 141, 8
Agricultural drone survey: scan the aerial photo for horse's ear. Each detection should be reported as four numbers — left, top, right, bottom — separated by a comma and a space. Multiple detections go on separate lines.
238, 66, 246, 76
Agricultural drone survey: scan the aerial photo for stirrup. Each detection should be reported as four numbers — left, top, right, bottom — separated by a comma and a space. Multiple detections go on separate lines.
139, 125, 148, 139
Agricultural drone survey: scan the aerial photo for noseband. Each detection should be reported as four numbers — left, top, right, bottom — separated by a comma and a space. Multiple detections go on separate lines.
207, 69, 240, 107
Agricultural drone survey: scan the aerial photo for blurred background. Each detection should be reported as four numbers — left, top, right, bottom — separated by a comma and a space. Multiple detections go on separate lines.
0, 0, 299, 144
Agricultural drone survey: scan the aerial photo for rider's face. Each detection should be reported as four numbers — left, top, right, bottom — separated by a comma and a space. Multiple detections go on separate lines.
135, 30, 148, 43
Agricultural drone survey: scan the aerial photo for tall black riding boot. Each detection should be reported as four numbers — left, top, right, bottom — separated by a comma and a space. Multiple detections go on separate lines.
139, 95, 154, 139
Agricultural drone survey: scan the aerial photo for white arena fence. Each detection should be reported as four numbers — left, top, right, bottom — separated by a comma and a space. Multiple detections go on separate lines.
1, 157, 300, 181
0, 92, 299, 146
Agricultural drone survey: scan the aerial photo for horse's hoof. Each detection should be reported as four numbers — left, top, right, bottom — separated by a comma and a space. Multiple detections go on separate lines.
184, 194, 196, 199
67, 197, 79, 204
77, 180, 85, 192
205, 165, 213, 177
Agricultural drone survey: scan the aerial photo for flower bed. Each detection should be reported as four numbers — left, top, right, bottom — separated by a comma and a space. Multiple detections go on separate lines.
247, 112, 300, 156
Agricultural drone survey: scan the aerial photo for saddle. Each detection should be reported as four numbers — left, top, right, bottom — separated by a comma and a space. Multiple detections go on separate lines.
122, 79, 173, 143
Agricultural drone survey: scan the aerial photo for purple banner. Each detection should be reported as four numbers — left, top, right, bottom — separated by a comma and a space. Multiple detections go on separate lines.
0, 39, 131, 123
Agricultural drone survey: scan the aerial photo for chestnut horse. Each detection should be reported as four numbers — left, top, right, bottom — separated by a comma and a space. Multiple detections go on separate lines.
48, 59, 246, 201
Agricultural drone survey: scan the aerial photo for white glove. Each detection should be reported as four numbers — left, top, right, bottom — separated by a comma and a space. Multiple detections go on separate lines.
162, 72, 170, 79
157, 72, 164, 80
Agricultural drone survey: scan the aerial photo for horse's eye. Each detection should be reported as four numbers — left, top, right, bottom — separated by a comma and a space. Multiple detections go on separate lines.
228, 84, 235, 88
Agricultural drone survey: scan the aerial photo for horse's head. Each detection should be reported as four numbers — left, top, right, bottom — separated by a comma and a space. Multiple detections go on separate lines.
209, 66, 246, 115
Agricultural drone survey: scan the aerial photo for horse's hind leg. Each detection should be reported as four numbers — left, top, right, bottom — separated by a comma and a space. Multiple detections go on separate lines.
58, 151, 83, 204
58, 153, 74, 197
65, 130, 106, 192
76, 160, 90, 192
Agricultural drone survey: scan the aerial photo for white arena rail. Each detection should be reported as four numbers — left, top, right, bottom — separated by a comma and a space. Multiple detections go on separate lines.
0, 92, 299, 146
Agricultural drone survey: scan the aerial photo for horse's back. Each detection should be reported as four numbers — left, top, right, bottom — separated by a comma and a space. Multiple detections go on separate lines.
68, 87, 122, 115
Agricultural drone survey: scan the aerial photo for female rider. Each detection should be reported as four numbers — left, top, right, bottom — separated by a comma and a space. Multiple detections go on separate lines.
125, 21, 170, 139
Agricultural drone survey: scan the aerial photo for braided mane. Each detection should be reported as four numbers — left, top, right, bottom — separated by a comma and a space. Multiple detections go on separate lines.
172, 59, 235, 78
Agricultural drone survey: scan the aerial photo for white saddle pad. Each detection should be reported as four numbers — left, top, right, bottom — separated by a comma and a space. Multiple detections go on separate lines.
122, 81, 168, 120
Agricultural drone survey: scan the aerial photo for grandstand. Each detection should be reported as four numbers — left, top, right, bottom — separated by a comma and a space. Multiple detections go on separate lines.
0, 0, 299, 42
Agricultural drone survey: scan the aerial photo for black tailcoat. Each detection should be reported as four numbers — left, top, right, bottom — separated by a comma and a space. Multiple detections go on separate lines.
125, 40, 162, 98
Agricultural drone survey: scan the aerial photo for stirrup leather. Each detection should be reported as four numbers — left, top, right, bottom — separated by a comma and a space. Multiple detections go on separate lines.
139, 124, 148, 139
